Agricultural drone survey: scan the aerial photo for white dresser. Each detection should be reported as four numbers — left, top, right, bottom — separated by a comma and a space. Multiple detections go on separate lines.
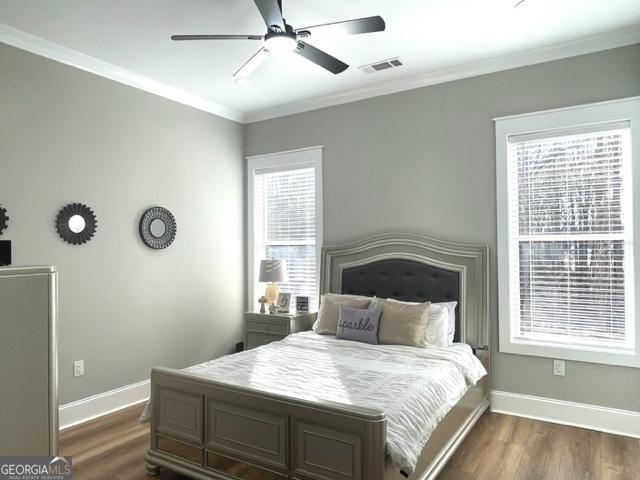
0, 266, 58, 455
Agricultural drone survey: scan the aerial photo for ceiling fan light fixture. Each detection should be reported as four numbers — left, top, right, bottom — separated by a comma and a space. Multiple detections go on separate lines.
173, 1, 386, 78
264, 33, 296, 54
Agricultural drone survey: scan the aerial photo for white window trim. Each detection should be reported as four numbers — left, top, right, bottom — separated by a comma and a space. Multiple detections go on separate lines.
246, 146, 323, 312
495, 96, 640, 368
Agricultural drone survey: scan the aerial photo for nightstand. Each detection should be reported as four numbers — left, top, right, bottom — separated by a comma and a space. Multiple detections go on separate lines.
245, 311, 316, 350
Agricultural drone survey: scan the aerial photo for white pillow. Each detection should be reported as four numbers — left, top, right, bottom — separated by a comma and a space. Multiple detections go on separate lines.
425, 303, 451, 347
378, 298, 456, 346
434, 301, 457, 344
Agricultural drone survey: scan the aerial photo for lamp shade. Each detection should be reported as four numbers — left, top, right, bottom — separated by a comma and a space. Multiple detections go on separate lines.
259, 259, 287, 283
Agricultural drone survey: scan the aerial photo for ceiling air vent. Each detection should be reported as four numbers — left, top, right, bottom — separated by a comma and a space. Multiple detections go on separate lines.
359, 57, 404, 74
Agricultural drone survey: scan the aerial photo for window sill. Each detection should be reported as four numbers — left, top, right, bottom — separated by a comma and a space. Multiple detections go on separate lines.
499, 338, 640, 368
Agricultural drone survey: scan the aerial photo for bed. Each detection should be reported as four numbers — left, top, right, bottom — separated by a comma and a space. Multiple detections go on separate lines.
145, 233, 490, 480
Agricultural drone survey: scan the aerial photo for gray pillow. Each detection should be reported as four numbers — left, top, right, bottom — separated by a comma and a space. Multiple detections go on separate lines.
336, 305, 381, 344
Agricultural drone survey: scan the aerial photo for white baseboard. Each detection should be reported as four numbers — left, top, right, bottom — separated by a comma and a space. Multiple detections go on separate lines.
58, 382, 640, 438
491, 390, 640, 439
59, 379, 150, 430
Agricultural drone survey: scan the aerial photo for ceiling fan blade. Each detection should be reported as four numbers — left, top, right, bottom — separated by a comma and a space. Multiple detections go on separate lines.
253, 0, 285, 31
296, 16, 385, 38
294, 41, 348, 74
233, 47, 271, 79
172, 34, 263, 41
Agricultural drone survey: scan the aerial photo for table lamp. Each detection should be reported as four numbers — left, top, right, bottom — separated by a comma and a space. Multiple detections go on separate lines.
259, 259, 287, 308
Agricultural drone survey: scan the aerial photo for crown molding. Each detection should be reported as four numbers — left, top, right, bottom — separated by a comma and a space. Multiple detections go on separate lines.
2, 22, 638, 126
245, 26, 640, 123
0, 23, 245, 123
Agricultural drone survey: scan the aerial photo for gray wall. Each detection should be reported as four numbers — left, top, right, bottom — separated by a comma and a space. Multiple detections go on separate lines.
0, 43, 245, 404
2, 38, 639, 411
246, 44, 640, 412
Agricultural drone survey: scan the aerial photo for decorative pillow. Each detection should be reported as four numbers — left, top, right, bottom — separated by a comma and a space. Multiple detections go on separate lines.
375, 298, 429, 347
336, 305, 381, 344
383, 298, 458, 346
313, 293, 372, 335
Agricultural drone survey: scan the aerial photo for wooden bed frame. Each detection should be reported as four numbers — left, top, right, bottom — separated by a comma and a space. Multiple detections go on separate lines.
146, 233, 490, 480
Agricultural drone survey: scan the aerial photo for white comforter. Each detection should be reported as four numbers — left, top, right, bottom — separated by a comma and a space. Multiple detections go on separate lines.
181, 332, 486, 473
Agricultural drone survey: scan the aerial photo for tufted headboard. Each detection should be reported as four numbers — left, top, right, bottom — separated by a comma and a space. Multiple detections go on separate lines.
341, 259, 461, 342
320, 233, 489, 347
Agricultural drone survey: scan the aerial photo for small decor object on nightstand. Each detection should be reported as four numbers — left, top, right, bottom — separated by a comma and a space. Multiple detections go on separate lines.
268, 303, 278, 315
258, 295, 268, 314
139, 206, 177, 249
277, 292, 291, 313
0, 204, 9, 236
56, 203, 98, 245
296, 296, 309, 312
259, 259, 287, 307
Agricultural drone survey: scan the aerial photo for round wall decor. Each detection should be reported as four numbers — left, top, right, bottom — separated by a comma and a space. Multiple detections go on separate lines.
139, 207, 177, 249
56, 203, 97, 245
0, 204, 8, 236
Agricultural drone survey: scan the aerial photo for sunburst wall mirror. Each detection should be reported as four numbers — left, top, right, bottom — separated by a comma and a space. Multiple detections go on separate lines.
0, 204, 8, 236
56, 203, 97, 245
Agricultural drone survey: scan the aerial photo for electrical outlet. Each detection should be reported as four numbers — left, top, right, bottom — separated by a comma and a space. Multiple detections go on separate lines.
553, 359, 565, 376
73, 360, 85, 378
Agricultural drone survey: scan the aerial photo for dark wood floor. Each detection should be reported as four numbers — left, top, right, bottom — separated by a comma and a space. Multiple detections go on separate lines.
59, 403, 640, 480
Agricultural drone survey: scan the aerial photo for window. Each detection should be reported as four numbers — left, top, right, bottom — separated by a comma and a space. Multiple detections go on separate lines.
496, 97, 640, 367
247, 147, 323, 311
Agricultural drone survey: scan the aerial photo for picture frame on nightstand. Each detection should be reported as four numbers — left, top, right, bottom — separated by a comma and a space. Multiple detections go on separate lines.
277, 292, 291, 313
295, 295, 309, 312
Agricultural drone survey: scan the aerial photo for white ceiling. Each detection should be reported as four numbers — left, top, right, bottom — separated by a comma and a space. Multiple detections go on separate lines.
1, 0, 639, 122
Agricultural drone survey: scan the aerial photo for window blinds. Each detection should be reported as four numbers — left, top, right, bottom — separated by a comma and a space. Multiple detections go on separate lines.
507, 125, 634, 350
254, 167, 318, 306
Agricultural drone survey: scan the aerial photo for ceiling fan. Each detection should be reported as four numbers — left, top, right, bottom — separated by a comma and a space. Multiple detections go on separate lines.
171, 0, 386, 81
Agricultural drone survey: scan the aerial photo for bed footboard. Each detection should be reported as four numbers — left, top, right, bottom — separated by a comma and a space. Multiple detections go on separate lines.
146, 367, 387, 480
